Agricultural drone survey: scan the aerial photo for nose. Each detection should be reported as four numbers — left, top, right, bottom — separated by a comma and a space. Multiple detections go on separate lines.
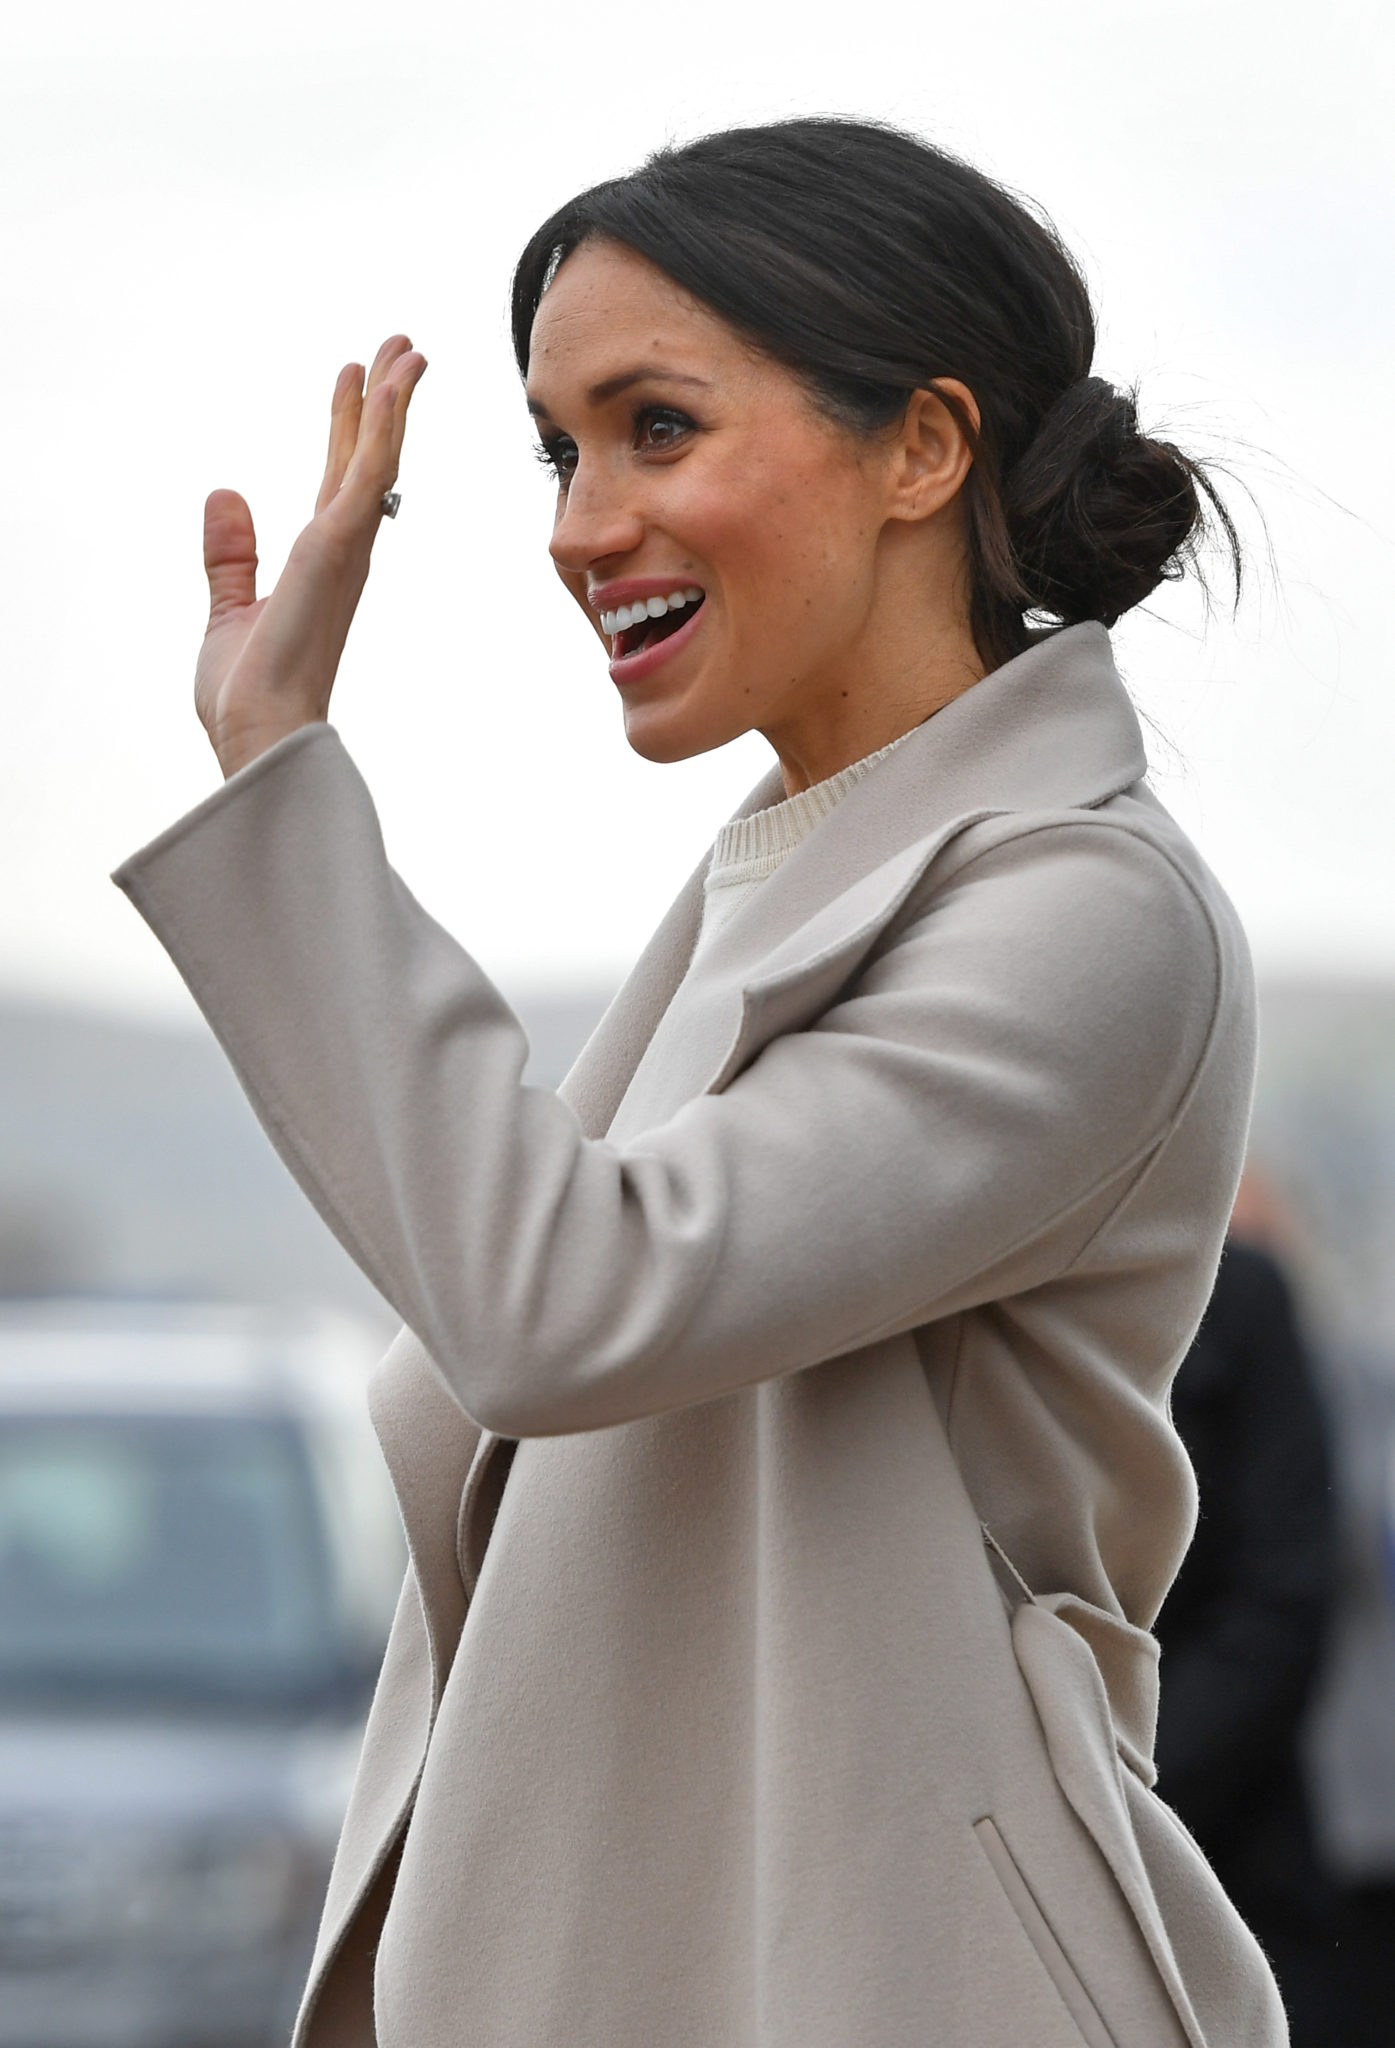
548, 458, 645, 576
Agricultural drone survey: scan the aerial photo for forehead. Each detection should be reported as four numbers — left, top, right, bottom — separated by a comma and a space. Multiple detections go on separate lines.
526, 239, 750, 393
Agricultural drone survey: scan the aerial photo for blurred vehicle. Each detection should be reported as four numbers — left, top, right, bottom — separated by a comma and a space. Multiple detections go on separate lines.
0, 1299, 403, 2048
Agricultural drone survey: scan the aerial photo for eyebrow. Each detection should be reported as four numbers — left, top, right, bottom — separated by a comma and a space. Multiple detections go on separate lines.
527, 365, 711, 419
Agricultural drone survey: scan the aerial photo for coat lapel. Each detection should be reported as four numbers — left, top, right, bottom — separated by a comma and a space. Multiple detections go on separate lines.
552, 859, 707, 1139
435, 770, 788, 1585
367, 1326, 480, 1698
555, 767, 784, 1137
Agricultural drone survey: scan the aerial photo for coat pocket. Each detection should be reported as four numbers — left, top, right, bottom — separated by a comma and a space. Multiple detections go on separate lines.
973, 1816, 1118, 2048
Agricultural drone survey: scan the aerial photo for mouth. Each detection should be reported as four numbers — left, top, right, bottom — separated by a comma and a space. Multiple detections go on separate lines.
600, 585, 706, 664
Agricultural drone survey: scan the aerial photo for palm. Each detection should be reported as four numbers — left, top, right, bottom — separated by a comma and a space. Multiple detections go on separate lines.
194, 336, 426, 778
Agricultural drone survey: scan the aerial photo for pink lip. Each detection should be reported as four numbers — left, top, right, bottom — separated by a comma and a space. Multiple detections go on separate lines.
607, 596, 707, 688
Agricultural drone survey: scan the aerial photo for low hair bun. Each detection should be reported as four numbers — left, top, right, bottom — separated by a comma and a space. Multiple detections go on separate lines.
1002, 377, 1211, 630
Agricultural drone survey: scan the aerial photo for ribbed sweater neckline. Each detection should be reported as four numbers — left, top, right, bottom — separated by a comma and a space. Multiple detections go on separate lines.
707, 731, 912, 890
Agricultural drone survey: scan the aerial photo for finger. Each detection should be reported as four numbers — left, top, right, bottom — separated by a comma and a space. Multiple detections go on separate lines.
363, 334, 414, 403
386, 351, 427, 470
316, 362, 364, 514
204, 489, 258, 619
339, 353, 427, 508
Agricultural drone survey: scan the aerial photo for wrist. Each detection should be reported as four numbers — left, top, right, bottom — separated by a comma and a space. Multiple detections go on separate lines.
212, 712, 326, 780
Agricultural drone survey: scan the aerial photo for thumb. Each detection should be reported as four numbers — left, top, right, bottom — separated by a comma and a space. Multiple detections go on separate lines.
204, 489, 258, 619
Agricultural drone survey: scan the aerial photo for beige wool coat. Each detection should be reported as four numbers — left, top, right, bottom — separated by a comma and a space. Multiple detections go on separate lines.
116, 623, 1288, 2048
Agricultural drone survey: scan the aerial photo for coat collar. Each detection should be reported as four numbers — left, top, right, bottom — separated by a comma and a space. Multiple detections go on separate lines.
710, 620, 1143, 966
564, 624, 1145, 1142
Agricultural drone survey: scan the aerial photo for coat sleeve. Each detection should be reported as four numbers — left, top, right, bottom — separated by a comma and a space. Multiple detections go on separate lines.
114, 723, 1224, 1436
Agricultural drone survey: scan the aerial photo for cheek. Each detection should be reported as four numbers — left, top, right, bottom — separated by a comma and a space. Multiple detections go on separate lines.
690, 457, 866, 621
728, 490, 871, 642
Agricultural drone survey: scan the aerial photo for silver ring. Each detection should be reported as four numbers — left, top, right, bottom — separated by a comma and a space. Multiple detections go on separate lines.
380, 491, 401, 519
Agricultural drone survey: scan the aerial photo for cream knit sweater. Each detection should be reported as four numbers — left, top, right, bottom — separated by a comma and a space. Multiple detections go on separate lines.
694, 730, 911, 957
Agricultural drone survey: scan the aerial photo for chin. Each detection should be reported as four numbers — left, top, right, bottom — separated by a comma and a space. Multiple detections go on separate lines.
620, 694, 748, 767
614, 667, 749, 765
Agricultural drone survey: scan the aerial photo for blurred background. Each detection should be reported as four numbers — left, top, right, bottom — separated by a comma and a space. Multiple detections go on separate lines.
2, 0, 1393, 2042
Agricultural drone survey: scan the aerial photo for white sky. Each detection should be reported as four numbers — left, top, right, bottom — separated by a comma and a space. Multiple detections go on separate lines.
2, 0, 1392, 1021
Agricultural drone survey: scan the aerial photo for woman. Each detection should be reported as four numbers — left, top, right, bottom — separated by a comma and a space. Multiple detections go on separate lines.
116, 120, 1287, 2047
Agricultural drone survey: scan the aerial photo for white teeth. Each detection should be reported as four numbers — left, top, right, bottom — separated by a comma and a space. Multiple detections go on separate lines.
598, 588, 705, 638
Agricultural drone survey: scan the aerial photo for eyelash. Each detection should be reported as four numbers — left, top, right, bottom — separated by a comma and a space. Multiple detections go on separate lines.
533, 436, 573, 480
534, 405, 698, 483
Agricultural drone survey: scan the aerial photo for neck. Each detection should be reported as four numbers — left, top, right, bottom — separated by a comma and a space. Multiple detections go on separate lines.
761, 515, 985, 796
765, 613, 984, 797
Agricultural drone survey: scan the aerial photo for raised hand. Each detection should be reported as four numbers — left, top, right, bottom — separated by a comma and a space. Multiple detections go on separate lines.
194, 335, 427, 778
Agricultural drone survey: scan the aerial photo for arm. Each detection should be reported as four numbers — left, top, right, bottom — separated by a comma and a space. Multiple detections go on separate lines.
116, 731, 1221, 1435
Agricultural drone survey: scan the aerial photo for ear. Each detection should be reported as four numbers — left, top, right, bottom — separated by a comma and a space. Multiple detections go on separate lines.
885, 379, 980, 524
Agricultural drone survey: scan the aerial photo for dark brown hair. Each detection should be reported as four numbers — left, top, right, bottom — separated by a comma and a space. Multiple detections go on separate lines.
512, 117, 1239, 670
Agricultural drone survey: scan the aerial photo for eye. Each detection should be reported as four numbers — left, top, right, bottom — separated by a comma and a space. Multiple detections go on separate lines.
534, 432, 577, 483
635, 405, 696, 454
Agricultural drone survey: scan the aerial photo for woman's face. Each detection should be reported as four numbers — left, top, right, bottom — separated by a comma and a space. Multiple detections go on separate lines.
527, 239, 959, 778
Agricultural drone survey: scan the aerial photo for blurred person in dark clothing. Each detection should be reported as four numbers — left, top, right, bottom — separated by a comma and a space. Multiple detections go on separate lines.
1156, 1233, 1339, 2046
